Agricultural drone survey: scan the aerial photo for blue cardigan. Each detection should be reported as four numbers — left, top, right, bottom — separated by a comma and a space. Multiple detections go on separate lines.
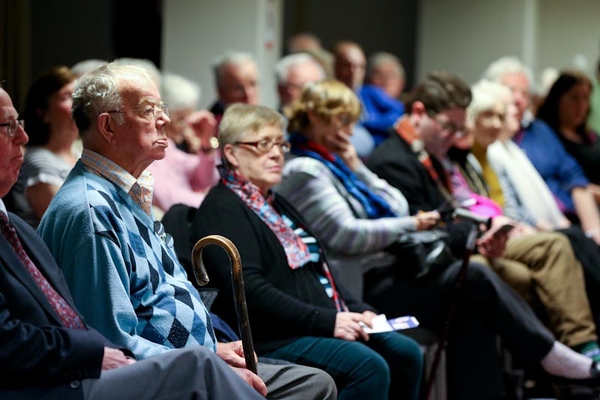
38, 162, 217, 360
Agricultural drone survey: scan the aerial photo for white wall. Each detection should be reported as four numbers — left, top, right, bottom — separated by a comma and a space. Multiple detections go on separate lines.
417, 0, 600, 87
537, 0, 600, 76
162, 0, 283, 109
417, 0, 531, 85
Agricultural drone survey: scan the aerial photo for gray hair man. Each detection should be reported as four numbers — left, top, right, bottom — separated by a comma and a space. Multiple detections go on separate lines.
38, 61, 336, 400
366, 52, 406, 99
210, 51, 259, 120
275, 53, 325, 109
0, 85, 270, 400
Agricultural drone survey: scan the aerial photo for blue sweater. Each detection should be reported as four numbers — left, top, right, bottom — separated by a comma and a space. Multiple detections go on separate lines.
516, 119, 589, 213
38, 162, 217, 360
358, 84, 405, 145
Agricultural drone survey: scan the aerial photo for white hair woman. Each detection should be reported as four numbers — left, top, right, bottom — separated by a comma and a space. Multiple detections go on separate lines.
191, 102, 424, 400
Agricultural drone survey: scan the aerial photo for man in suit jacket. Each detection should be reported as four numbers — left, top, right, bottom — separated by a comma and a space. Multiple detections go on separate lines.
0, 86, 267, 399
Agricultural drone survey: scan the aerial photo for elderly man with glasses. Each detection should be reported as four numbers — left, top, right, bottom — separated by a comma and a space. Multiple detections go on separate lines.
37, 62, 336, 400
0, 86, 277, 399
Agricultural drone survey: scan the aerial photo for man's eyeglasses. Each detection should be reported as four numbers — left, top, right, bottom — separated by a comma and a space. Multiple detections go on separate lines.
428, 112, 466, 138
234, 139, 291, 154
106, 103, 170, 121
0, 119, 25, 138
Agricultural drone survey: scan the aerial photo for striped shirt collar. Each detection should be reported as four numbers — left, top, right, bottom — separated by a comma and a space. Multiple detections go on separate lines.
80, 149, 154, 215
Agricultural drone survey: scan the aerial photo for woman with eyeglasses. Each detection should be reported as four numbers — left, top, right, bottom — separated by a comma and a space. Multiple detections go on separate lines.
191, 103, 423, 400
10, 66, 78, 227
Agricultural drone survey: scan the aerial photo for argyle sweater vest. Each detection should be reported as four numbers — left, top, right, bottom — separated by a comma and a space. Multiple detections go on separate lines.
39, 163, 217, 359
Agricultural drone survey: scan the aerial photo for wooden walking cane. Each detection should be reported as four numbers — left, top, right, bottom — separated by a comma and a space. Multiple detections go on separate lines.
191, 235, 258, 375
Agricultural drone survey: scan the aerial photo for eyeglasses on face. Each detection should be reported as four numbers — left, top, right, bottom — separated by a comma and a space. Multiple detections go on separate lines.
106, 103, 170, 121
427, 112, 466, 138
234, 139, 291, 154
0, 119, 25, 138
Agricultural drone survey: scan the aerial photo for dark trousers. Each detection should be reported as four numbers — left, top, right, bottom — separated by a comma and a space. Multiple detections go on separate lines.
364, 260, 555, 400
263, 332, 423, 400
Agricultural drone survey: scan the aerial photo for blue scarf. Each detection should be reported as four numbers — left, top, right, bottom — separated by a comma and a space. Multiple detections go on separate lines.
289, 133, 396, 219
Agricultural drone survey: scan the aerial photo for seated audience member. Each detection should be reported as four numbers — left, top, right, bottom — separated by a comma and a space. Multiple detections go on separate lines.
209, 51, 259, 123
287, 32, 322, 54
446, 79, 600, 360
191, 103, 423, 400
0, 86, 269, 400
277, 79, 600, 399
146, 73, 219, 212
38, 62, 336, 400
334, 41, 404, 150
366, 51, 406, 100
275, 53, 326, 110
10, 66, 79, 228
537, 71, 600, 185
483, 57, 600, 244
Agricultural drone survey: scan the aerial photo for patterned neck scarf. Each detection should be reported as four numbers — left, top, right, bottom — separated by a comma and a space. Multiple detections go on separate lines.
288, 133, 396, 219
220, 167, 312, 269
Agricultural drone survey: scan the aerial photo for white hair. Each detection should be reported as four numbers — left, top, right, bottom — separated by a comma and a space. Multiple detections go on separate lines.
115, 57, 161, 87
212, 51, 256, 88
71, 59, 108, 77
467, 79, 513, 123
482, 56, 533, 86
274, 53, 325, 84
366, 52, 405, 79
72, 62, 154, 135
161, 72, 201, 111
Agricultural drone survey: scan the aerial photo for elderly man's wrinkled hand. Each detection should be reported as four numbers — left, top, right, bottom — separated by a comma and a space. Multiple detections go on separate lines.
230, 366, 268, 397
101, 347, 136, 370
216, 341, 258, 368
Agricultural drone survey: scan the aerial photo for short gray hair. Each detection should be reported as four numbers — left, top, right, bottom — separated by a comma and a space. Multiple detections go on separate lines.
274, 53, 325, 84
161, 72, 201, 111
482, 56, 533, 86
115, 57, 162, 87
219, 104, 286, 168
72, 61, 154, 136
212, 51, 256, 88
366, 52, 405, 79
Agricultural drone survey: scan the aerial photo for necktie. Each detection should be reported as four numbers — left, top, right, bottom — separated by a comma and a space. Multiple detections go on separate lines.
0, 212, 85, 329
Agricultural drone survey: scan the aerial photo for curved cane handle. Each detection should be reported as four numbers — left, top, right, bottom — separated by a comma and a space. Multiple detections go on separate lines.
191, 235, 258, 375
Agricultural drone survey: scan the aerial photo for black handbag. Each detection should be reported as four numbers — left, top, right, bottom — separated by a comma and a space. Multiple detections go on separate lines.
387, 230, 455, 279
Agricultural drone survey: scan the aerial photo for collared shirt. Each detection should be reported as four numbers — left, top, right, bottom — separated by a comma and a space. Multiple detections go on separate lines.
0, 199, 7, 217
80, 149, 154, 215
